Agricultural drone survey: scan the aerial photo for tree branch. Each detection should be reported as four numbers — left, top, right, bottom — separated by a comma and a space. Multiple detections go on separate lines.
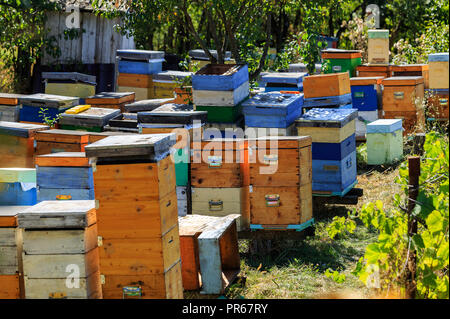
250, 11, 272, 81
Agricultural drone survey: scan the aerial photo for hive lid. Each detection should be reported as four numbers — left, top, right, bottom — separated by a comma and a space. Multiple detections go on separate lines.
259, 72, 307, 85
188, 49, 232, 61
116, 49, 165, 61
242, 92, 303, 109
35, 129, 90, 142
0, 168, 36, 183
428, 52, 449, 62
350, 76, 384, 86
17, 200, 96, 229
84, 133, 176, 160
321, 48, 362, 59
391, 64, 429, 71
42, 72, 96, 84
124, 98, 174, 112
138, 104, 207, 124
368, 29, 389, 38
18, 93, 80, 108
246, 135, 312, 149
0, 206, 31, 227
367, 119, 403, 133
0, 121, 49, 137
35, 152, 91, 167
382, 76, 424, 86
296, 108, 358, 128
85, 91, 135, 103
0, 93, 27, 105
152, 71, 193, 82
61, 107, 120, 119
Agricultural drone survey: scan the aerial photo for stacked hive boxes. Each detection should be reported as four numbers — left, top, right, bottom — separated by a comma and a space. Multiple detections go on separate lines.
152, 71, 193, 99
84, 92, 135, 113
246, 136, 313, 231
258, 72, 307, 93
191, 138, 248, 231
0, 206, 27, 299
302, 72, 353, 114
85, 134, 183, 299
59, 105, 120, 132
192, 64, 249, 137
18, 94, 79, 125
350, 76, 383, 139
178, 214, 240, 294
0, 93, 23, 122
366, 119, 403, 165
0, 122, 48, 168
34, 129, 89, 155
367, 29, 390, 65
188, 49, 233, 71
0, 168, 36, 205
426, 53, 449, 122
35, 152, 95, 201
42, 72, 96, 104
296, 108, 358, 196
137, 104, 208, 216
321, 49, 362, 77
381, 76, 425, 135
242, 92, 303, 138
18, 200, 102, 299
116, 49, 165, 100
107, 112, 139, 133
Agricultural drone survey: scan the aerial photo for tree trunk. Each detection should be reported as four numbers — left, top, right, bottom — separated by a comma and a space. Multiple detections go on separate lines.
250, 12, 272, 81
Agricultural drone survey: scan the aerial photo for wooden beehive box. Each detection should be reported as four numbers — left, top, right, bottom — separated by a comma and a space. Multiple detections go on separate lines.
85, 92, 135, 112
85, 133, 183, 299
296, 108, 358, 196
321, 49, 362, 77
0, 168, 37, 205
18, 200, 102, 299
192, 64, 249, 92
349, 76, 383, 111
152, 71, 193, 99
35, 152, 95, 201
0, 206, 28, 299
117, 73, 153, 88
35, 129, 90, 155
116, 49, 165, 76
356, 64, 393, 78
246, 136, 313, 229
426, 89, 449, 120
428, 53, 449, 89
0, 93, 25, 106
259, 72, 307, 92
124, 98, 174, 113
303, 72, 351, 99
366, 119, 403, 165
0, 121, 49, 168
391, 64, 429, 89
367, 29, 390, 65
191, 138, 245, 188
43, 72, 96, 99
59, 107, 120, 132
382, 76, 425, 113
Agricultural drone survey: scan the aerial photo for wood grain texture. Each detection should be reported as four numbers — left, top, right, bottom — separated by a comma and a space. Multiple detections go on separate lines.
0, 274, 20, 299
303, 72, 351, 98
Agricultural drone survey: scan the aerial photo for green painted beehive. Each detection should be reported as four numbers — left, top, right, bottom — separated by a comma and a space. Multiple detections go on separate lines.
366, 119, 403, 165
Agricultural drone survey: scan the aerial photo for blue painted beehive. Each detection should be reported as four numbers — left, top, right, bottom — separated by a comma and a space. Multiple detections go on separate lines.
192, 64, 249, 91
296, 108, 358, 195
18, 94, 79, 124
35, 152, 95, 201
259, 72, 307, 92
116, 49, 165, 75
0, 168, 37, 205
242, 92, 303, 128
349, 77, 383, 111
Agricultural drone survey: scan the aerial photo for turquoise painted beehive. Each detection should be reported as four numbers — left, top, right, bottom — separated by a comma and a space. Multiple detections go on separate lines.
366, 119, 403, 165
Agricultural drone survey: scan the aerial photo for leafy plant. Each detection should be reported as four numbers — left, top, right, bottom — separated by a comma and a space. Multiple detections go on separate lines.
326, 132, 449, 299
38, 107, 61, 128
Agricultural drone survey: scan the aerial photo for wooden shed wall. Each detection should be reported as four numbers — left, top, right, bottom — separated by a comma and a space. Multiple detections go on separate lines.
42, 11, 135, 66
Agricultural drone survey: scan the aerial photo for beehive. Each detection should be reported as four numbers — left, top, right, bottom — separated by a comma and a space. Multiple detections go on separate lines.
0, 206, 28, 299
152, 71, 193, 99
356, 64, 392, 78
0, 122, 49, 168
321, 49, 362, 77
246, 136, 313, 230
18, 94, 79, 124
35, 152, 95, 201
59, 107, 120, 132
34, 129, 90, 155
43, 72, 96, 100
428, 53, 449, 89
116, 49, 165, 75
366, 119, 403, 165
296, 108, 358, 196
368, 30, 390, 65
426, 89, 449, 120
0, 168, 36, 205
0, 93, 23, 122
258, 72, 307, 92
18, 200, 102, 299
84, 92, 135, 113
303, 72, 351, 99
85, 133, 183, 299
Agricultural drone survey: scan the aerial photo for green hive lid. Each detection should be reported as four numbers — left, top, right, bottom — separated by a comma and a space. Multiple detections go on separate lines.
368, 29, 389, 39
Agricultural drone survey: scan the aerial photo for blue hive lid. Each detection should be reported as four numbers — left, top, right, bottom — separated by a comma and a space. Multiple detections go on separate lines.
259, 72, 308, 85
242, 92, 303, 108
428, 52, 449, 62
366, 119, 403, 133
295, 108, 358, 128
